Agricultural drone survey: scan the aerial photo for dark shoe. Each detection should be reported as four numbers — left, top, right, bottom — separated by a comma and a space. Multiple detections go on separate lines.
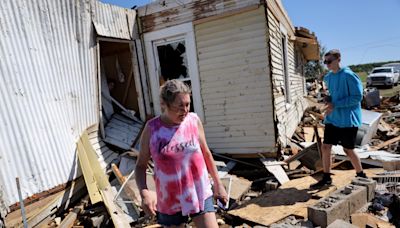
356, 171, 367, 178
310, 173, 332, 189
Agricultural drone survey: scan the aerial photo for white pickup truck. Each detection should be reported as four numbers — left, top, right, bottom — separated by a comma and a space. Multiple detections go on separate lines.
366, 66, 400, 88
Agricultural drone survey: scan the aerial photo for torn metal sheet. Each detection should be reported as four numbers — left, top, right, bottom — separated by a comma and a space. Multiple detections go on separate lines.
331, 145, 400, 167
260, 159, 289, 184
93, 1, 137, 40
356, 109, 382, 146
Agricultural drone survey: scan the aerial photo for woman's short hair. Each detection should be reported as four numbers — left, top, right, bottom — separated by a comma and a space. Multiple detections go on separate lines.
160, 79, 191, 106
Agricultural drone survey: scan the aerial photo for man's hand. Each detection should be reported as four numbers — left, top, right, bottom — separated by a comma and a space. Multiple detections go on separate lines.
141, 189, 157, 216
324, 102, 334, 116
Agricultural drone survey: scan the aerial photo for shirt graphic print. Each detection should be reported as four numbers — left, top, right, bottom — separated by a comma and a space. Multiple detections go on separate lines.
147, 113, 213, 215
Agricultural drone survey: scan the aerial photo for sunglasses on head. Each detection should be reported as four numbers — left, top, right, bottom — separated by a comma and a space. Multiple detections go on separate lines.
323, 58, 336, 65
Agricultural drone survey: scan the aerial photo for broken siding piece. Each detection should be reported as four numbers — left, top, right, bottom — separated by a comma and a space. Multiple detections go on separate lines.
93, 1, 137, 40
260, 159, 289, 184
103, 113, 144, 150
77, 131, 131, 227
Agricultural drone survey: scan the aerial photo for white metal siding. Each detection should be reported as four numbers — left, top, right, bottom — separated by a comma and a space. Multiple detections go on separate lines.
0, 0, 135, 216
266, 8, 308, 147
93, 1, 137, 40
195, 7, 275, 154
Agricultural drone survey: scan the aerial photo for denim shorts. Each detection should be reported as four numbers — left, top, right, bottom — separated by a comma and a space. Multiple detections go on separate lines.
156, 196, 215, 226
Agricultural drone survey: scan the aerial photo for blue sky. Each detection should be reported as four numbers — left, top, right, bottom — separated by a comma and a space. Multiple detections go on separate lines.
101, 0, 400, 66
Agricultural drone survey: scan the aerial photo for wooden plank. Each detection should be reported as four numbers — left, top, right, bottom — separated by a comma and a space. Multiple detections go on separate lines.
370, 135, 400, 151
135, 39, 152, 116
78, 131, 132, 227
130, 42, 146, 121
100, 188, 134, 227
59, 202, 85, 228
261, 159, 289, 184
224, 175, 251, 201
383, 160, 400, 171
77, 140, 103, 204
303, 127, 314, 142
351, 213, 395, 228
228, 169, 383, 226
111, 164, 140, 207
5, 178, 86, 228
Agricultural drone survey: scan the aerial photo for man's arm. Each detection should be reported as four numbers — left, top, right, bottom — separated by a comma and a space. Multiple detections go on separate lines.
334, 73, 363, 108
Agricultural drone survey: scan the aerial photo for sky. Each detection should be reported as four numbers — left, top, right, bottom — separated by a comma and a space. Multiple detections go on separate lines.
100, 0, 400, 66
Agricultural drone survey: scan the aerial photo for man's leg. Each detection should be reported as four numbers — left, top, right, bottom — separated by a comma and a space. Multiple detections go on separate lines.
343, 148, 364, 175
342, 127, 366, 178
310, 143, 333, 188
322, 143, 333, 173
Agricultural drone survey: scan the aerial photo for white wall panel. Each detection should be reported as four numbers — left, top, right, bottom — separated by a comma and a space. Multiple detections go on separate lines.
266, 8, 308, 147
195, 7, 276, 154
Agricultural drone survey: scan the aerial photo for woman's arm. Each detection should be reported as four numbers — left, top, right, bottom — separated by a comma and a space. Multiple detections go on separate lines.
197, 118, 228, 204
135, 124, 157, 215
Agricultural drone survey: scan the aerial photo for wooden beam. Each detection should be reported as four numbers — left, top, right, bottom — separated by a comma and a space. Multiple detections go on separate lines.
77, 138, 103, 204
4, 177, 87, 228
292, 36, 317, 45
370, 135, 400, 151
351, 213, 395, 228
77, 131, 132, 227
111, 164, 140, 205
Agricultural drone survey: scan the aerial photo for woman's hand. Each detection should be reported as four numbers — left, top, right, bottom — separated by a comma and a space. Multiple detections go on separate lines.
141, 189, 157, 216
214, 183, 228, 206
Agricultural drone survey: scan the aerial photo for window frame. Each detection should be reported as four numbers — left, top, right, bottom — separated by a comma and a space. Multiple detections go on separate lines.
143, 22, 204, 121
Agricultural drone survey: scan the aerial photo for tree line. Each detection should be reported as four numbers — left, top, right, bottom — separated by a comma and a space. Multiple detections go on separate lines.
348, 60, 400, 73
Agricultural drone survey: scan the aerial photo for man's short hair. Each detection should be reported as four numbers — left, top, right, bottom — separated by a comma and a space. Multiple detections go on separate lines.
325, 49, 341, 59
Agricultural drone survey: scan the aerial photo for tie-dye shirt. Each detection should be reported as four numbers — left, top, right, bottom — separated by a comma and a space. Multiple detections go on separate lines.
147, 112, 213, 215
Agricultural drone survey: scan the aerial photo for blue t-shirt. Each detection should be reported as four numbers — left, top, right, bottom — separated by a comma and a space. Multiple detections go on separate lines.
323, 67, 362, 128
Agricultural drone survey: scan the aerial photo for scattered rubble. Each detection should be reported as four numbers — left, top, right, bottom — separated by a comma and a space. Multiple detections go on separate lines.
5, 90, 400, 228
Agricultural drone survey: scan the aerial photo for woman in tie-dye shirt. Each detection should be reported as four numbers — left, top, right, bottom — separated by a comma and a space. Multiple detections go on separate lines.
135, 80, 228, 227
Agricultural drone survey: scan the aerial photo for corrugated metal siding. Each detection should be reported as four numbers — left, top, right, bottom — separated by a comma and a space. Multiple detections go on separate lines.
138, 0, 261, 33
195, 6, 275, 154
93, 1, 137, 40
266, 8, 308, 147
0, 0, 136, 216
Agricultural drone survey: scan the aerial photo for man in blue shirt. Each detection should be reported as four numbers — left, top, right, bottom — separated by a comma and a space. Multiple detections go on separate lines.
311, 49, 367, 189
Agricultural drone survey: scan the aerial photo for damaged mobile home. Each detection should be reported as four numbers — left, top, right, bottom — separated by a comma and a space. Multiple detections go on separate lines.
0, 0, 319, 223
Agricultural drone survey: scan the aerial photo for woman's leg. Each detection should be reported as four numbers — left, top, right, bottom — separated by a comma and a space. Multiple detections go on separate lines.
192, 212, 218, 228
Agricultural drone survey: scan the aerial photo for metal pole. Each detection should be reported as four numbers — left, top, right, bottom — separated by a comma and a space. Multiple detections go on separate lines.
16, 177, 28, 228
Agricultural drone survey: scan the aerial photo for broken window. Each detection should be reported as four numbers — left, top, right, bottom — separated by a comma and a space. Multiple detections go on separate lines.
156, 40, 194, 112
144, 23, 204, 120
157, 41, 188, 83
